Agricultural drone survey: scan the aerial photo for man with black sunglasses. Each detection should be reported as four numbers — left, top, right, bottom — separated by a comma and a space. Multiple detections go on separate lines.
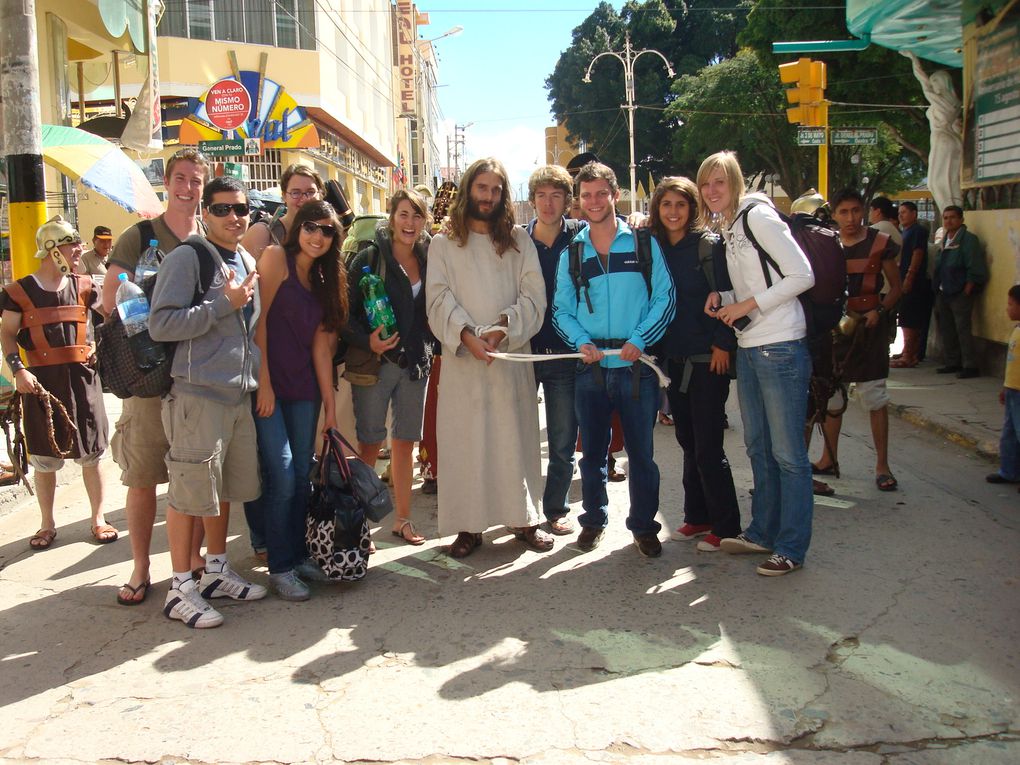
149, 176, 265, 628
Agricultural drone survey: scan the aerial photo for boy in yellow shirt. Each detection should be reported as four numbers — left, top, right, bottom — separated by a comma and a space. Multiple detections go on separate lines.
987, 284, 1020, 489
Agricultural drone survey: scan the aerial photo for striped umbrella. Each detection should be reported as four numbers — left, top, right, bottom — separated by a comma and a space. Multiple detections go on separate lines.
41, 124, 163, 218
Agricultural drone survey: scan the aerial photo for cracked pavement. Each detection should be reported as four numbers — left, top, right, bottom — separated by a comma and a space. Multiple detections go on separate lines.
0, 388, 1017, 765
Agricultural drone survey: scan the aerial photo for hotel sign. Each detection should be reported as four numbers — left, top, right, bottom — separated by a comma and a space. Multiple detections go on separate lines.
396, 0, 417, 118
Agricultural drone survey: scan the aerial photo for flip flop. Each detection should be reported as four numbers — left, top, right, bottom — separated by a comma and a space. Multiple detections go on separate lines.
811, 464, 837, 476
90, 524, 119, 544
117, 580, 151, 606
29, 528, 57, 550
876, 473, 898, 492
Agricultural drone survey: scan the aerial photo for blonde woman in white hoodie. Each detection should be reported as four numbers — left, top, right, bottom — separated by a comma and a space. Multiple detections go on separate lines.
698, 151, 815, 577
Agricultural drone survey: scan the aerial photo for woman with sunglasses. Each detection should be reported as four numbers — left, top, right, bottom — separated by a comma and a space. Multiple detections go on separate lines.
342, 189, 434, 545
242, 163, 324, 262
247, 200, 349, 600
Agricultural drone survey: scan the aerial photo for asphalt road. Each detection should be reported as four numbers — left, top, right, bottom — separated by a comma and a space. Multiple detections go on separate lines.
0, 389, 1016, 764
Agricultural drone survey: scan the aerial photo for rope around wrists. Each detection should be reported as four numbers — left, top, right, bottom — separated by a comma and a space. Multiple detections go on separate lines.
485, 349, 670, 388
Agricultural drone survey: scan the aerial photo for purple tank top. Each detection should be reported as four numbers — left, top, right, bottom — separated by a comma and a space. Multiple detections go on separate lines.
266, 253, 324, 401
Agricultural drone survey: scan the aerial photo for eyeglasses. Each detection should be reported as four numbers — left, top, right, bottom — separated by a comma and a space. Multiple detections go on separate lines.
287, 189, 320, 200
206, 203, 251, 217
300, 221, 338, 238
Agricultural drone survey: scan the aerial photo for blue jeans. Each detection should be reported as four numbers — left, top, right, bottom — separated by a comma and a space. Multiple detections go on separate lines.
534, 357, 578, 519
998, 388, 1020, 481
736, 340, 813, 563
574, 363, 661, 535
244, 398, 320, 574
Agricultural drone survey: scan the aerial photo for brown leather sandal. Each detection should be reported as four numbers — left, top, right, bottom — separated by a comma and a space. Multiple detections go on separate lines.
449, 531, 482, 559
513, 525, 554, 552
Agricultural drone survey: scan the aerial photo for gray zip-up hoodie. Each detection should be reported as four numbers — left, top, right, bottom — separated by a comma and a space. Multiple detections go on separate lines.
149, 240, 261, 405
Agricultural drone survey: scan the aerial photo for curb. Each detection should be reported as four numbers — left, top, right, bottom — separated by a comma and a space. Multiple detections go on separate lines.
889, 402, 999, 462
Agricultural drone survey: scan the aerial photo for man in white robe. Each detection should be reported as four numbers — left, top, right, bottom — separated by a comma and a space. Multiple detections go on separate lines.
425, 158, 553, 558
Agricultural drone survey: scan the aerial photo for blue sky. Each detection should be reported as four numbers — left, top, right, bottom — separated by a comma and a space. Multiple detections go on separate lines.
416, 2, 616, 195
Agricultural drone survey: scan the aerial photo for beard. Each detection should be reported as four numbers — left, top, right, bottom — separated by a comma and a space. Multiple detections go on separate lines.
467, 197, 499, 222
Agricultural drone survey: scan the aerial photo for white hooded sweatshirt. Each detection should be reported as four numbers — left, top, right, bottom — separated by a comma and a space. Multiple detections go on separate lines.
719, 193, 814, 349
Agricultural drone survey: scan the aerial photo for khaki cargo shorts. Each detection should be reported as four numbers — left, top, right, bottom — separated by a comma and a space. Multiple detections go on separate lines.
29, 450, 104, 473
161, 390, 261, 517
111, 396, 170, 487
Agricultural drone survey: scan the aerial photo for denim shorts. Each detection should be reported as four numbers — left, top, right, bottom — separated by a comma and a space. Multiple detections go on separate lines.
351, 360, 428, 443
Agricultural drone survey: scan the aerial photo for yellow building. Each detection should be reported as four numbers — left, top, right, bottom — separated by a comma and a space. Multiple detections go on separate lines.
26, 0, 413, 242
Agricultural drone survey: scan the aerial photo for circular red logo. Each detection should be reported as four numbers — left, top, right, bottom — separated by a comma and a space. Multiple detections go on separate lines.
205, 80, 251, 131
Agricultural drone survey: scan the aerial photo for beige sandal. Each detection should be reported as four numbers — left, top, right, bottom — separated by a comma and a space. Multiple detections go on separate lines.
392, 519, 426, 546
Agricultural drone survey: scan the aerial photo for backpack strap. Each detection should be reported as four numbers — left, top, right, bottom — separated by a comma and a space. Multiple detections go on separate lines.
697, 232, 719, 294
568, 240, 593, 313
846, 231, 889, 313
136, 219, 156, 257
181, 235, 223, 305
635, 227, 653, 297
735, 204, 782, 289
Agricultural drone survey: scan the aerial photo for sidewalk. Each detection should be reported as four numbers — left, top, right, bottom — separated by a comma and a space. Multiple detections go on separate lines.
886, 360, 1003, 462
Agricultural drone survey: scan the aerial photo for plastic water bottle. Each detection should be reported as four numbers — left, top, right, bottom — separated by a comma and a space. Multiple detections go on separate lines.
115, 273, 166, 370
359, 265, 397, 339
135, 239, 161, 283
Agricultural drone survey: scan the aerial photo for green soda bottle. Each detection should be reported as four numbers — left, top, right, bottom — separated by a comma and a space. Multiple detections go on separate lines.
359, 265, 398, 339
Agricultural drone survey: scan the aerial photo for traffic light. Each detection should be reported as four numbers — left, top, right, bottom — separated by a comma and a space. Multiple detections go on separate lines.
779, 58, 826, 126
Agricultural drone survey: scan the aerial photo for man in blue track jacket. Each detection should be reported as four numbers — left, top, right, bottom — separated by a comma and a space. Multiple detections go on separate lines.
552, 162, 675, 557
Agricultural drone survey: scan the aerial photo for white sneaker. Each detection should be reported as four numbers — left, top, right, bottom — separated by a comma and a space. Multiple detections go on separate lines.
719, 534, 772, 555
270, 570, 310, 602
199, 564, 268, 601
163, 578, 224, 629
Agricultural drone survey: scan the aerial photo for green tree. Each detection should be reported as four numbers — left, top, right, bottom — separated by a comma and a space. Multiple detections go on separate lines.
739, 0, 934, 189
545, 0, 746, 178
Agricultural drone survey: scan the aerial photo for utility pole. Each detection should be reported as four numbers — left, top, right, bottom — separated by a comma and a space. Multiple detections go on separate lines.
453, 122, 472, 181
583, 32, 674, 214
1, 0, 46, 279
446, 134, 451, 182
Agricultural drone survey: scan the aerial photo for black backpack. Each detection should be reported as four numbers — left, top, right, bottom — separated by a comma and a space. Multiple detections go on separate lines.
96, 233, 217, 399
568, 223, 652, 313
736, 204, 846, 338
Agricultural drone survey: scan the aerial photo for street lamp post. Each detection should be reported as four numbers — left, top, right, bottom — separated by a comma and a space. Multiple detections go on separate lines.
583, 32, 674, 213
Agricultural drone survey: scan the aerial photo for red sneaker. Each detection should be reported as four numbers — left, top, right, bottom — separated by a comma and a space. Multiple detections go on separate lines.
697, 534, 722, 551
672, 523, 713, 540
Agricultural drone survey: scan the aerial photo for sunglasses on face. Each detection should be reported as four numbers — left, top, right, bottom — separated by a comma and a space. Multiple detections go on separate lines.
287, 189, 320, 200
206, 203, 251, 217
300, 221, 338, 238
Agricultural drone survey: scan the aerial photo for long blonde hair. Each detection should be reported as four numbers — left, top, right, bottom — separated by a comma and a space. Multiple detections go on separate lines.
695, 151, 746, 231
447, 158, 519, 256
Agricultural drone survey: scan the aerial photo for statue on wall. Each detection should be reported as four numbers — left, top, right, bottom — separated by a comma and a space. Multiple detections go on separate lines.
902, 51, 964, 213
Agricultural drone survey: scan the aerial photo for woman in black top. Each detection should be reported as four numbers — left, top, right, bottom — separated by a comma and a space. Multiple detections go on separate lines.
649, 177, 741, 551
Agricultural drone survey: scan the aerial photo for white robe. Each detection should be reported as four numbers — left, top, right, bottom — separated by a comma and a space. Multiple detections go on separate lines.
425, 227, 547, 535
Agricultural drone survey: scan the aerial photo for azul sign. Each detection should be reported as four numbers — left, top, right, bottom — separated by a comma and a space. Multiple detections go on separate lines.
180, 69, 319, 149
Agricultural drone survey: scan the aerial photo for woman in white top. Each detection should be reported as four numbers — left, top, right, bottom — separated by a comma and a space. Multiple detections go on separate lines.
698, 151, 815, 576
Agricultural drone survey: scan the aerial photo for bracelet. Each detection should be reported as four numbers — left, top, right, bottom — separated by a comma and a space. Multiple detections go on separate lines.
875, 304, 886, 315
6, 352, 26, 373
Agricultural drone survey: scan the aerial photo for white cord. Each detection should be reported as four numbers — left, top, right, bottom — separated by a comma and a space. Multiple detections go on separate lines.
486, 349, 671, 388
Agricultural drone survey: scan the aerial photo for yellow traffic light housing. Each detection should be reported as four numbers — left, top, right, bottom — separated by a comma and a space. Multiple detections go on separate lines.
779, 58, 826, 126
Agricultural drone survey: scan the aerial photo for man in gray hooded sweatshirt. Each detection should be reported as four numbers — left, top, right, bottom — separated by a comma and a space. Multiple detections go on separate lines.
150, 176, 264, 628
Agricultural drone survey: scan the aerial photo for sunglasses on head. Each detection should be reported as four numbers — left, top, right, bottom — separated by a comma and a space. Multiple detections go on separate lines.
300, 220, 338, 238
206, 203, 250, 217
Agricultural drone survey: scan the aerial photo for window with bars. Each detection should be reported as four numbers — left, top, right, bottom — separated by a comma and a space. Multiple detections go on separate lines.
158, 0, 316, 50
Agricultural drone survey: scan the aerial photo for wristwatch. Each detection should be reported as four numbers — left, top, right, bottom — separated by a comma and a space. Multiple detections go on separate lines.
875, 304, 886, 315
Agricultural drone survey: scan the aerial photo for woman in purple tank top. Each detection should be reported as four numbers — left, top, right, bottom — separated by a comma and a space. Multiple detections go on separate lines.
246, 200, 349, 601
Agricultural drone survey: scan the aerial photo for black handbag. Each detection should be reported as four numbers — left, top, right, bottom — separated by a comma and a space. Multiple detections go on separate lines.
304, 429, 393, 582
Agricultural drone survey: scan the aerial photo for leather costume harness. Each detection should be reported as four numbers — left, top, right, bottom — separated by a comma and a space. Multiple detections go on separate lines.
4, 275, 93, 368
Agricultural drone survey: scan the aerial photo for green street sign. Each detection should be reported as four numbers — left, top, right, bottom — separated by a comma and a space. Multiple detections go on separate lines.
797, 128, 826, 146
831, 128, 878, 146
198, 139, 245, 157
